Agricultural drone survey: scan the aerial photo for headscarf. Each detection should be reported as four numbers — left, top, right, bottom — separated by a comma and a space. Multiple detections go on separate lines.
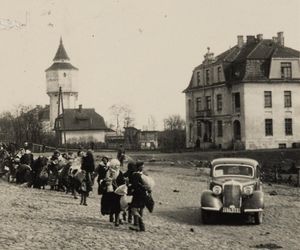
107, 159, 120, 180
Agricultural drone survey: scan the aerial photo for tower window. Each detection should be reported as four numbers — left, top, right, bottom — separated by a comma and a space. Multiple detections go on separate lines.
63, 72, 67, 77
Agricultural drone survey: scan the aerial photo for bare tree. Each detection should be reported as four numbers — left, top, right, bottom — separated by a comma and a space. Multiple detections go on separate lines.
159, 114, 186, 152
109, 103, 135, 134
148, 115, 157, 131
164, 114, 185, 131
0, 105, 56, 146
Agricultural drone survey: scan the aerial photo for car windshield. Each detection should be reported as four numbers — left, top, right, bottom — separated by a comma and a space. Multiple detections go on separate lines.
213, 164, 254, 177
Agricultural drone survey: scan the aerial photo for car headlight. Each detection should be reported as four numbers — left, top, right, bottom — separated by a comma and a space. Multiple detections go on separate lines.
212, 185, 222, 195
243, 185, 254, 195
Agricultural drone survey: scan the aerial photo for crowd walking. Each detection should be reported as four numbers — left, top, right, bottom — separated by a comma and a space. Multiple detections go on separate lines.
0, 143, 155, 232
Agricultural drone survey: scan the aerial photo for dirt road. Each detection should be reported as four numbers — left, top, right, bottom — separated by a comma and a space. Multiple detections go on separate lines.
0, 164, 299, 249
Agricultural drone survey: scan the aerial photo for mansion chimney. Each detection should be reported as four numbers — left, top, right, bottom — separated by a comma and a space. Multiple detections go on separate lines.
246, 35, 255, 43
237, 35, 244, 48
256, 34, 263, 41
277, 32, 284, 46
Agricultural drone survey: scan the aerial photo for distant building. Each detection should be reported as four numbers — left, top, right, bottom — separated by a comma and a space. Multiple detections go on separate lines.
28, 105, 51, 133
184, 32, 300, 150
44, 38, 109, 144
54, 105, 109, 144
140, 130, 159, 149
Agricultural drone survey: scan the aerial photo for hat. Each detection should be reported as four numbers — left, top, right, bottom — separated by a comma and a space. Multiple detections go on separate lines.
102, 155, 109, 161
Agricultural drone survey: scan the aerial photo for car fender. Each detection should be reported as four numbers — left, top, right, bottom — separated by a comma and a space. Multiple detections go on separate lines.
243, 191, 264, 210
201, 190, 222, 210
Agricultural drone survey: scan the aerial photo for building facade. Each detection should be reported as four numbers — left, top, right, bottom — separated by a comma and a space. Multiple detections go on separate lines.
55, 105, 109, 144
184, 32, 300, 150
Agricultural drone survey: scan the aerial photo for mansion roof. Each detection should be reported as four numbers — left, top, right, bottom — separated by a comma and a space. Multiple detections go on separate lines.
184, 33, 300, 92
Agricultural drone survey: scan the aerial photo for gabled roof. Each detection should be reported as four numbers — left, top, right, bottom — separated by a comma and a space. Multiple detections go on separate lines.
53, 37, 70, 61
272, 46, 300, 58
27, 105, 50, 120
55, 108, 108, 131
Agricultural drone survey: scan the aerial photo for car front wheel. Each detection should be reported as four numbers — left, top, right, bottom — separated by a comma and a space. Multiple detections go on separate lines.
254, 211, 263, 225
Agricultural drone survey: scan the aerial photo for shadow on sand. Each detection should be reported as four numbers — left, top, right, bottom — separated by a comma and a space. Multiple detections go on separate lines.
157, 207, 254, 226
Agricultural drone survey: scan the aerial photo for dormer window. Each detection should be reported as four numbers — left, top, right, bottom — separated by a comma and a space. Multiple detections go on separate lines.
281, 62, 292, 79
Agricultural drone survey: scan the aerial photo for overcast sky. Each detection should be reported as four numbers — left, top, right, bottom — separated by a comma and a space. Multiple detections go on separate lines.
0, 0, 300, 129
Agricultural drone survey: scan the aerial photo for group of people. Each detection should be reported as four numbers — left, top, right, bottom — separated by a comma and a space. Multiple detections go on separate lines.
94, 156, 153, 231
0, 144, 154, 232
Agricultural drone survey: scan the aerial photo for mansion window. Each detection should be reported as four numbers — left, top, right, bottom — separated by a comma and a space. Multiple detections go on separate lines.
206, 96, 212, 110
216, 94, 222, 111
196, 97, 202, 111
265, 119, 273, 136
205, 69, 210, 85
281, 62, 292, 79
284, 91, 292, 108
196, 72, 201, 86
217, 66, 222, 82
264, 91, 272, 108
217, 120, 223, 137
232, 92, 240, 112
285, 118, 293, 135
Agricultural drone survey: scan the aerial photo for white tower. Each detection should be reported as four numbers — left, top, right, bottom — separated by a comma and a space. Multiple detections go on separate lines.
46, 38, 79, 128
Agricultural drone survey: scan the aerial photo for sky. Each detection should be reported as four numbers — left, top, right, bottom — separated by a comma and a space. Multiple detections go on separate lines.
0, 0, 300, 130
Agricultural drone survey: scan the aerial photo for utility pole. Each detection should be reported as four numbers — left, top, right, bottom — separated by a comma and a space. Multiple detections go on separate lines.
58, 87, 67, 151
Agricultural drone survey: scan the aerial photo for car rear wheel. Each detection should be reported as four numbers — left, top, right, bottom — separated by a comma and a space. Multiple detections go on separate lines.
254, 211, 263, 225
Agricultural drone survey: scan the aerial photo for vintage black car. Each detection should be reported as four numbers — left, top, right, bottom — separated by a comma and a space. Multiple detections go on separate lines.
201, 158, 264, 224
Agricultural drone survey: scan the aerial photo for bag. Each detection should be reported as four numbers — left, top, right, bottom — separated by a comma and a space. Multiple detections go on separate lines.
39, 169, 48, 180
120, 195, 132, 211
141, 174, 155, 191
144, 192, 154, 213
114, 184, 128, 196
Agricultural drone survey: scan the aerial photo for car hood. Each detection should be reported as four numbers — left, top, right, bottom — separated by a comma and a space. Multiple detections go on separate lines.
212, 177, 256, 186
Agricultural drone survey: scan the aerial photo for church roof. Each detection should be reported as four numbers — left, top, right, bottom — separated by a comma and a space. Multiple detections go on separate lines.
54, 107, 109, 131
53, 37, 70, 61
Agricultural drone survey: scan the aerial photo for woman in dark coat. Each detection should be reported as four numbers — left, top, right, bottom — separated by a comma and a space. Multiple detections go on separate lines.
123, 161, 138, 224
80, 150, 95, 205
93, 156, 109, 195
101, 159, 125, 226
129, 161, 149, 232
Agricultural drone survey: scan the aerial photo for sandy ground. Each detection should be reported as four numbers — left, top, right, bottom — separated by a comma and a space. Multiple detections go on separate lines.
0, 164, 299, 250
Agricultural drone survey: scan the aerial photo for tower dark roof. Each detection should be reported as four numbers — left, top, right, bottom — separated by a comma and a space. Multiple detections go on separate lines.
53, 37, 70, 61
46, 37, 78, 72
